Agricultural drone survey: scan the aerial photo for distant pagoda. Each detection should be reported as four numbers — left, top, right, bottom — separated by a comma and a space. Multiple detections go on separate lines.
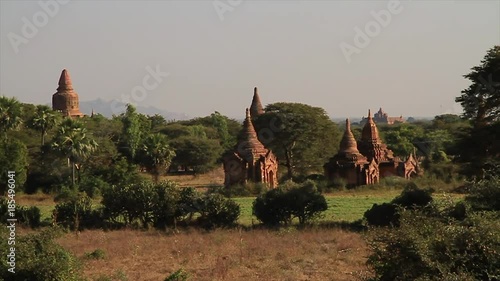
52, 69, 84, 118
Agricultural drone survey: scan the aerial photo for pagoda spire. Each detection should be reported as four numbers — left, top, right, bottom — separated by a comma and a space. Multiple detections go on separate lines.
236, 108, 267, 160
362, 109, 380, 142
250, 87, 264, 117
57, 69, 73, 91
339, 119, 360, 154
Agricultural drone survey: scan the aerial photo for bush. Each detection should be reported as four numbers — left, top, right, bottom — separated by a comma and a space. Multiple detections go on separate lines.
253, 180, 328, 226
78, 176, 109, 198
364, 183, 433, 226
84, 248, 106, 260
165, 268, 189, 281
367, 209, 500, 281
54, 192, 102, 230
198, 194, 240, 228
363, 203, 399, 227
0, 198, 41, 228
0, 227, 84, 281
465, 176, 500, 212
253, 188, 291, 226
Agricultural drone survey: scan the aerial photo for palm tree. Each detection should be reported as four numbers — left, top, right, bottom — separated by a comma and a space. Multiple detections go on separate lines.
139, 133, 175, 183
28, 105, 60, 146
0, 96, 23, 140
51, 119, 98, 186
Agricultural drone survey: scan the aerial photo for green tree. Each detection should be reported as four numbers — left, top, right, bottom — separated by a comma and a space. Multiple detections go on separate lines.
27, 105, 60, 146
211, 111, 232, 149
0, 96, 23, 139
0, 138, 28, 193
254, 103, 340, 179
456, 45, 500, 127
120, 104, 142, 160
455, 46, 500, 177
170, 136, 223, 173
51, 119, 98, 186
138, 133, 175, 182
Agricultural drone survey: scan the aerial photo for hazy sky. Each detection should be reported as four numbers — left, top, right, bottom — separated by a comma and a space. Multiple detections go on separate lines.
1, 0, 499, 119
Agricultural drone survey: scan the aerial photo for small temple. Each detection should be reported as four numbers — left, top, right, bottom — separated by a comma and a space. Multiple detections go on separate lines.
360, 107, 404, 125
324, 119, 379, 186
52, 69, 84, 118
325, 110, 421, 187
222, 88, 278, 188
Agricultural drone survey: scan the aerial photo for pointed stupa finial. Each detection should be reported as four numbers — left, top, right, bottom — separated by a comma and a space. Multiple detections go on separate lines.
368, 109, 372, 118
57, 69, 73, 91
250, 87, 264, 117
339, 118, 360, 154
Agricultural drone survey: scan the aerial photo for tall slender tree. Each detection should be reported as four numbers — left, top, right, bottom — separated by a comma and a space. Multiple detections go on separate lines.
138, 133, 175, 183
28, 105, 60, 146
51, 118, 98, 186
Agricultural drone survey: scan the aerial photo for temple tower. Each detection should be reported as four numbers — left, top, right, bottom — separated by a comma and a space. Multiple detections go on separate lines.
52, 69, 84, 118
222, 108, 278, 188
324, 119, 379, 186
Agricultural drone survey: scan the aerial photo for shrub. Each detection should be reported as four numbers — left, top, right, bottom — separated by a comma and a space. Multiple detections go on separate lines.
198, 194, 240, 228
165, 268, 189, 281
175, 187, 202, 224
151, 181, 182, 229
367, 209, 500, 281
253, 188, 291, 226
363, 203, 398, 227
364, 183, 433, 226
465, 176, 500, 212
0, 198, 41, 228
54, 192, 101, 230
0, 227, 84, 281
84, 248, 106, 260
253, 180, 328, 226
78, 176, 109, 198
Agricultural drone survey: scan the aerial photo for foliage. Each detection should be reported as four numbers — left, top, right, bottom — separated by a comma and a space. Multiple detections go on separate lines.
367, 209, 500, 281
465, 176, 500, 212
84, 248, 106, 260
51, 118, 98, 186
54, 192, 102, 230
170, 136, 222, 174
0, 227, 84, 281
364, 183, 434, 226
120, 104, 143, 160
198, 193, 240, 228
0, 96, 23, 138
0, 138, 28, 193
455, 46, 500, 178
78, 175, 109, 198
0, 198, 41, 228
456, 45, 500, 126
27, 105, 60, 146
253, 181, 328, 226
254, 102, 341, 179
137, 133, 175, 182
164, 269, 190, 281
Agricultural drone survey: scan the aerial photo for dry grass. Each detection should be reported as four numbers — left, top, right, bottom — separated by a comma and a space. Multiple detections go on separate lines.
160, 168, 225, 188
57, 228, 372, 281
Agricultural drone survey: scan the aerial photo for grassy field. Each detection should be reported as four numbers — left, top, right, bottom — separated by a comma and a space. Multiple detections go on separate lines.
233, 190, 400, 226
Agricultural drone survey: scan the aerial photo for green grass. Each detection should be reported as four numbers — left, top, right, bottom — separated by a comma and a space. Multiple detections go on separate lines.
234, 189, 402, 226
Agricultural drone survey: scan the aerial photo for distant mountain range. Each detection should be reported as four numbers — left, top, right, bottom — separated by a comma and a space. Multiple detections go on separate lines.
79, 99, 190, 121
